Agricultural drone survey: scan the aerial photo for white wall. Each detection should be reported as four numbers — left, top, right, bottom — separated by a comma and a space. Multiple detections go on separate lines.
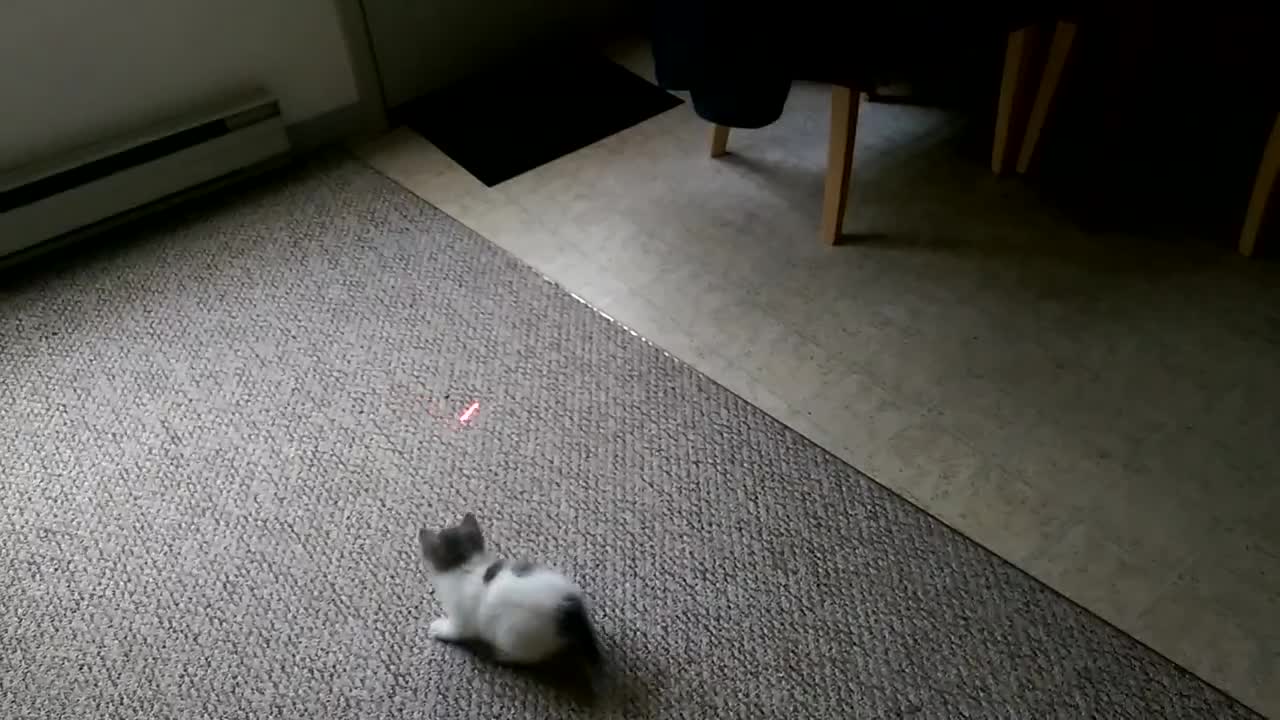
0, 0, 359, 170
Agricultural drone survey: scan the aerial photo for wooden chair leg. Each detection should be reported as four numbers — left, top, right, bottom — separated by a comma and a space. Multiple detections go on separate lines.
1016, 20, 1078, 174
992, 26, 1038, 174
820, 85, 860, 245
710, 125, 730, 158
1240, 112, 1280, 257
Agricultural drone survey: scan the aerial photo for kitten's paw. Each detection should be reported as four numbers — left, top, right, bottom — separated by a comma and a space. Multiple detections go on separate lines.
428, 617, 461, 643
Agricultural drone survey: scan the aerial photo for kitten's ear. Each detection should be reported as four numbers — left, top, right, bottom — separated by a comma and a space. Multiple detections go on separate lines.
460, 513, 484, 550
417, 528, 435, 561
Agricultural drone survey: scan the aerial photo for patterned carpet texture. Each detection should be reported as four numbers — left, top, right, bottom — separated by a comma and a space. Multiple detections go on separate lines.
0, 156, 1258, 719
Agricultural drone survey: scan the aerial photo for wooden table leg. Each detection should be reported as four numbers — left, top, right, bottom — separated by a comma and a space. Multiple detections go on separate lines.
1017, 20, 1078, 174
820, 85, 860, 245
993, 26, 1038, 174
710, 125, 731, 158
1240, 112, 1280, 257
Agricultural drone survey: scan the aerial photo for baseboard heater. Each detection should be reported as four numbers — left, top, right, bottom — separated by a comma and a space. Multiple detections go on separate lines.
0, 90, 291, 259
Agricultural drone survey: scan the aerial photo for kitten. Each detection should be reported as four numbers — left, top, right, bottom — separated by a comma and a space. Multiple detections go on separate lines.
417, 513, 602, 670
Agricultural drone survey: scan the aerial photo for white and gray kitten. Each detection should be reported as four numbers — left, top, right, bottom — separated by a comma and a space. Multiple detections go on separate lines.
417, 513, 602, 669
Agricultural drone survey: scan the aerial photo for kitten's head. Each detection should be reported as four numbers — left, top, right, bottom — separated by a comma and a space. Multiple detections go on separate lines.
418, 513, 486, 575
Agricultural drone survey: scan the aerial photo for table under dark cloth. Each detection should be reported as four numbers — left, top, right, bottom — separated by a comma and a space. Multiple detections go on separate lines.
651, 3, 1059, 128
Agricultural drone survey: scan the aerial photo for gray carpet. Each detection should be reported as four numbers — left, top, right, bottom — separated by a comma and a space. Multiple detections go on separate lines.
0, 155, 1257, 719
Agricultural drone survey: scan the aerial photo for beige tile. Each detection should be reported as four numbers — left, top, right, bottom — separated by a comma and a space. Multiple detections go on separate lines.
438, 190, 532, 241
1071, 460, 1221, 562
1136, 562, 1280, 716
636, 260, 741, 325
1142, 603, 1276, 717
801, 369, 918, 462
1026, 521, 1181, 625
710, 360, 795, 421
677, 298, 778, 360
1187, 526, 1280, 612
504, 227, 585, 275
981, 415, 1099, 490
773, 408, 850, 465
596, 227, 703, 293
540, 249, 631, 309
858, 331, 959, 409
354, 129, 491, 217
1238, 486, 1280, 551
875, 420, 985, 505
926, 463, 1077, 565
926, 376, 1041, 455
597, 293, 719, 370
350, 127, 446, 183
1258, 684, 1280, 720
503, 160, 631, 230
397, 167, 490, 217
734, 327, 846, 406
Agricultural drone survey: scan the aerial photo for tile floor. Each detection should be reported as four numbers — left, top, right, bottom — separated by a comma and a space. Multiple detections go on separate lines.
355, 45, 1280, 715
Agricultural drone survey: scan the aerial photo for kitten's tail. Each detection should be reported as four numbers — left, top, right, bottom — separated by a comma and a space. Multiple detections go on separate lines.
558, 594, 612, 699
557, 595, 602, 666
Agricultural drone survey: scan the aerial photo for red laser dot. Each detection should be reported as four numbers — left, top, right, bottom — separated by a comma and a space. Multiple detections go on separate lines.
458, 401, 480, 424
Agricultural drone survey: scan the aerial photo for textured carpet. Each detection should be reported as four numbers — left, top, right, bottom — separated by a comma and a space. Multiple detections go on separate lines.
0, 156, 1258, 719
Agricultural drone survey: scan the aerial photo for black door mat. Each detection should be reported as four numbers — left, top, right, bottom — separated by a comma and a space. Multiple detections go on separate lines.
396, 52, 683, 187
